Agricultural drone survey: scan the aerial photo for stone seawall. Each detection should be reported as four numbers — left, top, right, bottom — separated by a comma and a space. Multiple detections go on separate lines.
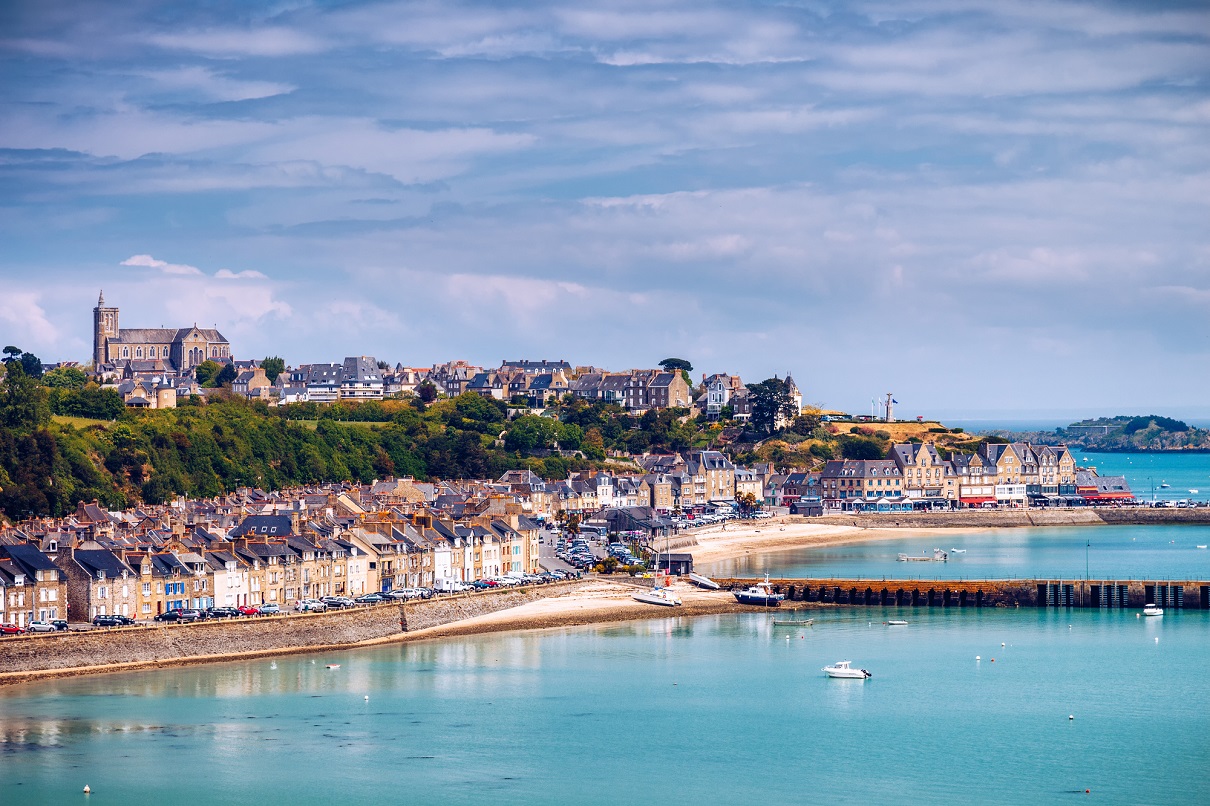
0, 581, 583, 685
811, 508, 1210, 529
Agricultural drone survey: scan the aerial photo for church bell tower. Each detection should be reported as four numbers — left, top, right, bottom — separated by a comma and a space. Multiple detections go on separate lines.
93, 290, 119, 368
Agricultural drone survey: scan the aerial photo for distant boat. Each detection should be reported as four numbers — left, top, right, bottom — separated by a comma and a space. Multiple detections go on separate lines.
1143, 604, 1164, 617
885, 620, 908, 626
688, 572, 720, 590
822, 660, 871, 679
1160, 481, 1170, 488
772, 617, 813, 627
1189, 489, 1200, 494
898, 548, 948, 562
1197, 545, 1208, 550
950, 548, 966, 554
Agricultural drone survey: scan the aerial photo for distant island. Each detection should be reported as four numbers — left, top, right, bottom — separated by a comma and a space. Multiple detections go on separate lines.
989, 415, 1210, 452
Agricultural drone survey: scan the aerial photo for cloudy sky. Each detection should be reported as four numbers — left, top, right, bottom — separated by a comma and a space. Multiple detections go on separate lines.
1, 0, 1208, 417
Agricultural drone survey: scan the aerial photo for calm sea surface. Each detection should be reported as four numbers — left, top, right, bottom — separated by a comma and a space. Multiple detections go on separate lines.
702, 524, 1210, 581
2, 608, 1208, 805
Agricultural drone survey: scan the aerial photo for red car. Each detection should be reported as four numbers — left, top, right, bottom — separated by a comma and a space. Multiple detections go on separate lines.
0, 623, 25, 635
237, 605, 261, 616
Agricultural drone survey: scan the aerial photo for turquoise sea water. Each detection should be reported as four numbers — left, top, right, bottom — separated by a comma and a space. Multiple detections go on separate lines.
702, 524, 1210, 581
2, 607, 1208, 805
1071, 450, 1210, 504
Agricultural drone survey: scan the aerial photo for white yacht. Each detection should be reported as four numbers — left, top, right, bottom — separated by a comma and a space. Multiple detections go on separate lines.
822, 660, 871, 679
633, 586, 682, 607
1143, 604, 1164, 617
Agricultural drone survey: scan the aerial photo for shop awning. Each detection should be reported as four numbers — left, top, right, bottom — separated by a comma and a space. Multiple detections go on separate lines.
960, 496, 996, 505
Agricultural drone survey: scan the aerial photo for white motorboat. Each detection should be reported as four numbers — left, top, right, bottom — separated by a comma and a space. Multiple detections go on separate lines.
1159, 481, 1170, 488
1143, 604, 1163, 617
633, 586, 682, 607
822, 660, 871, 679
1197, 545, 1208, 550
1189, 489, 1200, 495
688, 572, 720, 590
950, 548, 966, 554
885, 620, 908, 626
733, 574, 785, 607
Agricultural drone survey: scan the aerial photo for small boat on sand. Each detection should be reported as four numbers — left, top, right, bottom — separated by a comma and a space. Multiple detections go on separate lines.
823, 660, 871, 679
633, 587, 682, 607
688, 572, 720, 590
326, 664, 341, 669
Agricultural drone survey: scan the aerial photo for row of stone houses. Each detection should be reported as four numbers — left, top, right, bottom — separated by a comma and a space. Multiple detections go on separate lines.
819, 442, 1088, 510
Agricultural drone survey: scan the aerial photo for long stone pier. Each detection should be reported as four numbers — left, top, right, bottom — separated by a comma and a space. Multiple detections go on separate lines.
714, 577, 1210, 609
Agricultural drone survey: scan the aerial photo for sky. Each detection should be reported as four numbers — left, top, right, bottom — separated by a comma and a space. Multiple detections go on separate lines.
1, 0, 1208, 417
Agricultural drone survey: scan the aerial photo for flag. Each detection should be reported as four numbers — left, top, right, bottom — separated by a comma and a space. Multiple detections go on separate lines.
892, 399, 899, 404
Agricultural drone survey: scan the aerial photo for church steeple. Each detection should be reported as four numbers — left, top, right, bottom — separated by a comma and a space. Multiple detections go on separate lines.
98, 289, 105, 306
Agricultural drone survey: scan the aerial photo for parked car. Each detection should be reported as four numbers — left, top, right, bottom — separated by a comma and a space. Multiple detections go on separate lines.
320, 596, 355, 609
296, 599, 327, 612
27, 620, 60, 633
257, 603, 282, 615
206, 607, 240, 619
153, 610, 183, 622
237, 604, 261, 616
354, 593, 388, 604
0, 623, 25, 635
470, 580, 494, 590
92, 614, 122, 627
108, 614, 137, 626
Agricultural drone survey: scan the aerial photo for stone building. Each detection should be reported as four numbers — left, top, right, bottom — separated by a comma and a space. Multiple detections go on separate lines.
93, 291, 231, 373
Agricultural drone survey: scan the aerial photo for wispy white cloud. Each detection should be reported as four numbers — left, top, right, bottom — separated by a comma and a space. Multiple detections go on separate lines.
121, 254, 204, 276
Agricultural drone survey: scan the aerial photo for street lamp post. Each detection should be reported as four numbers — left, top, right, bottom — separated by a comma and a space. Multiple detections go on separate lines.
1086, 540, 1090, 581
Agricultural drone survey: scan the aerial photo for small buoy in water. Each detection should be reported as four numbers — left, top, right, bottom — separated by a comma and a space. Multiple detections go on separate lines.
1069, 715, 1074, 720
1137, 613, 1141, 619
991, 658, 995, 662
1001, 642, 1005, 647
1086, 789, 1090, 794
976, 655, 981, 661
270, 662, 276, 669
83, 785, 91, 794
1155, 637, 1159, 643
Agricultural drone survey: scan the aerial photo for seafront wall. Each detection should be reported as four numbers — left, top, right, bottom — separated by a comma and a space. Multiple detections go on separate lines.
810, 508, 1210, 529
0, 581, 583, 685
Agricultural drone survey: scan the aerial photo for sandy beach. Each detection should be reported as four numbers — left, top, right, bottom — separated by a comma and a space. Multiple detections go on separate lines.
683, 520, 950, 566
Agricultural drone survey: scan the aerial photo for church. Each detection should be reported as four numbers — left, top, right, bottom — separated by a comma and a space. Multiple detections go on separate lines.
93, 291, 231, 374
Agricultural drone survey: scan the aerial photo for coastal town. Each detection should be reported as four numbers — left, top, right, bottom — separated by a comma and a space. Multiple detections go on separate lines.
0, 294, 1157, 630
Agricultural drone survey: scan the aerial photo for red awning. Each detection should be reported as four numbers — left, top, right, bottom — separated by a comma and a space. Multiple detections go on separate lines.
960, 496, 996, 505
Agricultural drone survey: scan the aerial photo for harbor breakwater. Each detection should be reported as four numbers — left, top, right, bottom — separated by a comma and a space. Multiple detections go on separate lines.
0, 581, 584, 685
810, 507, 1210, 529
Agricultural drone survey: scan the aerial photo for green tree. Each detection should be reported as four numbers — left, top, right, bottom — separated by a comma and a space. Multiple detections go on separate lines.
658, 358, 693, 373
215, 362, 237, 387
41, 366, 89, 389
746, 377, 797, 435
195, 360, 221, 387
416, 381, 438, 403
0, 362, 51, 430
3, 346, 42, 379
261, 356, 286, 383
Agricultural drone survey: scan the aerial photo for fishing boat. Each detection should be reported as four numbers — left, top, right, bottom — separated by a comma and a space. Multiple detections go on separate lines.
688, 572, 720, 590
1160, 481, 1170, 488
771, 617, 813, 627
898, 548, 948, 562
822, 660, 871, 679
733, 574, 785, 607
1143, 604, 1164, 617
885, 620, 908, 626
633, 586, 682, 607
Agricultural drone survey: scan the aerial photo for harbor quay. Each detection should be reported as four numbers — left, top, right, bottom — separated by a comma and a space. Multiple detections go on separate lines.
714, 577, 1210, 610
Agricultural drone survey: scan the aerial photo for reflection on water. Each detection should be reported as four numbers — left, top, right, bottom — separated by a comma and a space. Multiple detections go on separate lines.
2, 610, 1209, 805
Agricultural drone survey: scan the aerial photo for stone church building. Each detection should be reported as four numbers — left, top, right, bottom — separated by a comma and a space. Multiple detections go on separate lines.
93, 291, 231, 374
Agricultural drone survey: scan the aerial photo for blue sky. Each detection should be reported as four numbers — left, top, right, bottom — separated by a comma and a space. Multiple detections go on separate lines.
1, 0, 1208, 416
